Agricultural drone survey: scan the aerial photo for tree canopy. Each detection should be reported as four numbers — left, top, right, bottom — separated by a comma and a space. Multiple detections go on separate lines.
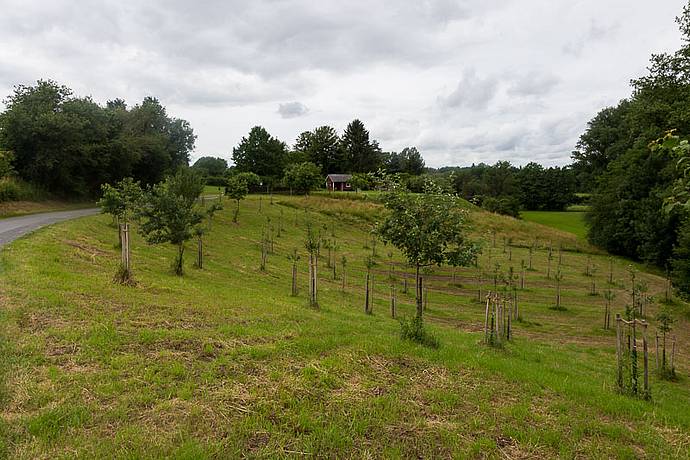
293, 126, 342, 175
341, 119, 382, 173
569, 1, 690, 295
192, 156, 228, 177
283, 161, 322, 194
137, 168, 204, 275
232, 126, 288, 186
0, 80, 195, 196
377, 181, 477, 319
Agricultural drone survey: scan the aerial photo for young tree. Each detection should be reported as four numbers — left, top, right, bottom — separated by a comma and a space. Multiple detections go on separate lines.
137, 168, 204, 276
283, 161, 322, 194
655, 308, 676, 377
288, 249, 300, 296
97, 177, 144, 283
364, 256, 375, 314
304, 223, 320, 308
377, 181, 477, 325
226, 172, 260, 223
98, 177, 144, 226
194, 202, 223, 269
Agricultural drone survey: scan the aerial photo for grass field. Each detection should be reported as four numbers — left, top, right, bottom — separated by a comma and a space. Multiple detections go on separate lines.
521, 211, 588, 240
203, 185, 226, 196
0, 195, 688, 458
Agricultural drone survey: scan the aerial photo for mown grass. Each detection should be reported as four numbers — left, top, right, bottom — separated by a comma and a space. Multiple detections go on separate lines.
521, 211, 589, 240
0, 195, 688, 458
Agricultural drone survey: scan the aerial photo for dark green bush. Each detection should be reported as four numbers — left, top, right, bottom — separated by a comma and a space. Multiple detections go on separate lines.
400, 316, 439, 348
481, 196, 521, 217
0, 177, 46, 202
205, 176, 227, 187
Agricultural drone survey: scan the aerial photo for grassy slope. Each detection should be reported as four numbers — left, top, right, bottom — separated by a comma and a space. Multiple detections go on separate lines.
0, 195, 689, 458
0, 201, 95, 219
521, 211, 588, 240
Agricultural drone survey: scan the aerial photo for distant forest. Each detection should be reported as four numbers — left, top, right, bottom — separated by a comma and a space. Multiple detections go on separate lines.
4, 3, 690, 295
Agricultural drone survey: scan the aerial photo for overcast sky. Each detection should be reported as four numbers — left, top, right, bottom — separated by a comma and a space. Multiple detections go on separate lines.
0, 0, 686, 167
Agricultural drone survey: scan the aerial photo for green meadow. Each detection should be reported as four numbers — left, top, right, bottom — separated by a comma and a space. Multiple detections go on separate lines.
0, 195, 688, 458
521, 211, 588, 240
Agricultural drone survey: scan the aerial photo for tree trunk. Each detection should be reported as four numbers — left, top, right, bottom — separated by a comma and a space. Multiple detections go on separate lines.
390, 284, 396, 318
415, 265, 423, 319
175, 244, 185, 276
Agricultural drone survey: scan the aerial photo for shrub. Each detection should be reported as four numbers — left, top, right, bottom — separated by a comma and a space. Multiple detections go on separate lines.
399, 316, 439, 348
283, 162, 322, 194
0, 178, 20, 201
481, 196, 521, 217
205, 176, 227, 187
0, 177, 46, 202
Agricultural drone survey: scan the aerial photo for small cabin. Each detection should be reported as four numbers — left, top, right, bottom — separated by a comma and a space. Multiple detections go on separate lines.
326, 174, 352, 192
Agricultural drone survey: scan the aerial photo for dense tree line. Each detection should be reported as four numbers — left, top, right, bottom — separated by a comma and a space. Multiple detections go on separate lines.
571, 2, 690, 294
0, 80, 195, 196
430, 161, 576, 216
230, 119, 426, 190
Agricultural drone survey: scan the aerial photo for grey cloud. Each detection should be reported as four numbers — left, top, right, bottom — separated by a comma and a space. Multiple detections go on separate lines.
277, 102, 309, 118
441, 70, 498, 110
563, 19, 619, 56
508, 72, 560, 97
0, 0, 681, 167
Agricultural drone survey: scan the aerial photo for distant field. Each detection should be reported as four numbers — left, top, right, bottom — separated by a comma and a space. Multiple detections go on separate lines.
520, 211, 588, 239
203, 185, 225, 195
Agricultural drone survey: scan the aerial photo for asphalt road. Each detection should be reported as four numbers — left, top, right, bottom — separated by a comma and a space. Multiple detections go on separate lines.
0, 208, 99, 247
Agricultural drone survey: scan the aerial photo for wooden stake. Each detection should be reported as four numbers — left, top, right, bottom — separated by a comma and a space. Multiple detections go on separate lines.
671, 336, 676, 371
616, 314, 623, 391
291, 263, 298, 296
655, 333, 659, 371
484, 295, 490, 343
364, 271, 370, 314
642, 322, 649, 395
197, 236, 203, 269
390, 285, 396, 319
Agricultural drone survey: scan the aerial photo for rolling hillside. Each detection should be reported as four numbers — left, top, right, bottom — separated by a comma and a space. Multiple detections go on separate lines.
0, 195, 688, 458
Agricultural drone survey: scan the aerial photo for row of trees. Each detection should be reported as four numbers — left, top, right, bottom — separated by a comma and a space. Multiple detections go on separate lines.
570, 1, 690, 296
0, 80, 195, 196
230, 122, 425, 189
414, 161, 577, 216
99, 168, 224, 278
